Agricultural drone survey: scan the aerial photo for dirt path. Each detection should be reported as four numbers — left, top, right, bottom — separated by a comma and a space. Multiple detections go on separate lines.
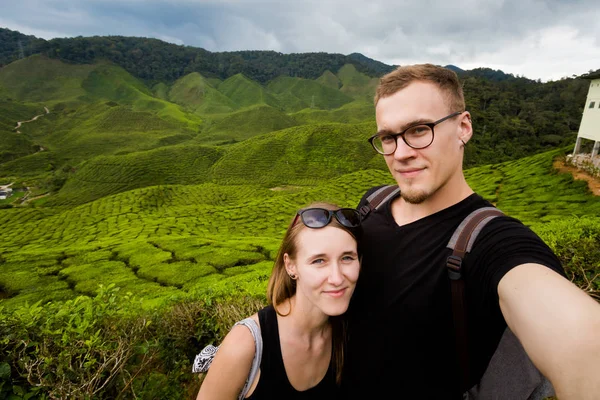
553, 160, 600, 196
19, 191, 50, 205
14, 106, 50, 133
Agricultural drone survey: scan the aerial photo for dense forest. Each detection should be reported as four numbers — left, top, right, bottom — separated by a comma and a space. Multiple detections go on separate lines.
0, 28, 395, 83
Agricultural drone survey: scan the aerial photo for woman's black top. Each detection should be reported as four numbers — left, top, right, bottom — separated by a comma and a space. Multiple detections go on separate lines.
247, 305, 339, 399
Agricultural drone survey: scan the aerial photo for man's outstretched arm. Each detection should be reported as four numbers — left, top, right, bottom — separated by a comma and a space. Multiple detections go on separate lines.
498, 263, 600, 400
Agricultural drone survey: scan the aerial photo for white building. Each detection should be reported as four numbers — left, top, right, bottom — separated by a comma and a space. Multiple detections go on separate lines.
0, 186, 13, 200
573, 70, 600, 163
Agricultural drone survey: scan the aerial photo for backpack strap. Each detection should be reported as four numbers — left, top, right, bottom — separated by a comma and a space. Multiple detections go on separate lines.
359, 184, 400, 218
192, 317, 262, 400
234, 318, 263, 400
446, 206, 505, 391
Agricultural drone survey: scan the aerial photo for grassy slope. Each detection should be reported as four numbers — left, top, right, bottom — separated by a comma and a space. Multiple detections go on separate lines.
291, 100, 375, 125
0, 59, 208, 184
196, 104, 299, 145
152, 82, 169, 100
0, 55, 95, 104
217, 73, 281, 110
316, 70, 342, 89
267, 76, 354, 111
0, 148, 598, 309
337, 64, 380, 102
81, 63, 203, 129
0, 100, 47, 163
168, 72, 238, 115
209, 121, 386, 186
45, 144, 224, 206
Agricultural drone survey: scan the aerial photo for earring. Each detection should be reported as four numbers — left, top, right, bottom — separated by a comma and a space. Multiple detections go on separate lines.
289, 273, 297, 280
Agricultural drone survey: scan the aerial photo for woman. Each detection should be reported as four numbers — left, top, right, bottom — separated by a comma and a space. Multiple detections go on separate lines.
196, 202, 362, 399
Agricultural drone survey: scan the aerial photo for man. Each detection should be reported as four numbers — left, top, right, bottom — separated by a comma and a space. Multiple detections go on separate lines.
342, 64, 600, 399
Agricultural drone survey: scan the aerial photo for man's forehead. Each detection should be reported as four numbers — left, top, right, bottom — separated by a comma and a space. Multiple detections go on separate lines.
375, 85, 450, 127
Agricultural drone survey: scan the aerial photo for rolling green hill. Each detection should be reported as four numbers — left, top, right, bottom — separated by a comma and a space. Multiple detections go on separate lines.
337, 64, 379, 101
0, 147, 598, 311
45, 144, 224, 206
0, 100, 46, 132
267, 75, 354, 110
167, 72, 237, 114
217, 73, 281, 109
0, 54, 95, 103
290, 100, 375, 125
0, 100, 47, 163
196, 104, 299, 145
317, 70, 342, 89
209, 122, 386, 186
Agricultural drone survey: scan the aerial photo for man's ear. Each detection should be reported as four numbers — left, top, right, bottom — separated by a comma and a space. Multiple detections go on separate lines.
284, 253, 296, 276
458, 112, 473, 145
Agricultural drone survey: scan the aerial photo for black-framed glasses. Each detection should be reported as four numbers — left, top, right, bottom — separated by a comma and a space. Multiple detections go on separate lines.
368, 111, 463, 155
293, 208, 361, 229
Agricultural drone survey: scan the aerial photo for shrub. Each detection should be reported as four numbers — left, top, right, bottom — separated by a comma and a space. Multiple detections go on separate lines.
0, 283, 266, 399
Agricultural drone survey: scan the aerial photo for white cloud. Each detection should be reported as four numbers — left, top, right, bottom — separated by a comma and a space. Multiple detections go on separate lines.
1, 0, 599, 81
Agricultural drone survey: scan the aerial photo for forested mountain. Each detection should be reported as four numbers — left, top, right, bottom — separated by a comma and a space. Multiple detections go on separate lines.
0, 27, 396, 84
0, 26, 593, 199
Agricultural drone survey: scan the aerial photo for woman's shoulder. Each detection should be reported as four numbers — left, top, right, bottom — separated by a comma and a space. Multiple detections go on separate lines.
219, 313, 261, 360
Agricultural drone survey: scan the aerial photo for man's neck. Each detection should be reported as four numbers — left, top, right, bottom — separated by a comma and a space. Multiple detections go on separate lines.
391, 178, 474, 226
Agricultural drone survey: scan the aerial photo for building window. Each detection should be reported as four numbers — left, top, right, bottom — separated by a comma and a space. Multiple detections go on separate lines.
591, 101, 596, 108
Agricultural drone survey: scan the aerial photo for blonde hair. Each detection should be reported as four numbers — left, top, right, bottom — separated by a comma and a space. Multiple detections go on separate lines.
374, 63, 465, 113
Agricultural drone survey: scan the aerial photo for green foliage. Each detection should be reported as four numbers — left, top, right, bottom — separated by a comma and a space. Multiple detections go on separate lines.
267, 76, 354, 111
0, 28, 47, 67
466, 148, 600, 224
0, 54, 96, 103
209, 122, 386, 186
167, 72, 237, 114
533, 216, 600, 300
336, 64, 379, 102
217, 73, 281, 109
46, 144, 224, 206
291, 100, 375, 125
0, 28, 390, 84
197, 105, 298, 144
316, 70, 342, 89
462, 75, 587, 167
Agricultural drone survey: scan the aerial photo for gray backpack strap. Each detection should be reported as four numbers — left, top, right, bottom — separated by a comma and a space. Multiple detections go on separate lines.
192, 317, 262, 399
447, 207, 504, 258
359, 185, 400, 218
446, 206, 505, 392
234, 318, 263, 400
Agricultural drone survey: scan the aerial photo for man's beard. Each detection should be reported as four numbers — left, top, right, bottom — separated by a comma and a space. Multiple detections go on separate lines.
400, 189, 429, 204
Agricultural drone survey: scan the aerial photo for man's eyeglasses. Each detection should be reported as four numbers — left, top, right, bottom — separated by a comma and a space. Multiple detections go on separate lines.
368, 111, 463, 155
294, 208, 361, 229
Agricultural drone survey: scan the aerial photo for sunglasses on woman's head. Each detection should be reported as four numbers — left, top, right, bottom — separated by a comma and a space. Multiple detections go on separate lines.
294, 208, 361, 229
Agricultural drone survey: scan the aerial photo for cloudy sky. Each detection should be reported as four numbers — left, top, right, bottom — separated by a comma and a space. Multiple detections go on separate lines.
1, 0, 599, 82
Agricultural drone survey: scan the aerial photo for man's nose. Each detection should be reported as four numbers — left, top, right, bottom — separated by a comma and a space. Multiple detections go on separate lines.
392, 136, 417, 160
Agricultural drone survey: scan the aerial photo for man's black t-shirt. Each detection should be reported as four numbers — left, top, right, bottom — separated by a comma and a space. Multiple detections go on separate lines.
341, 188, 565, 399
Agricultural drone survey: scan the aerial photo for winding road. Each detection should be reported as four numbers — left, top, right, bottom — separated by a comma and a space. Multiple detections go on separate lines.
14, 106, 50, 133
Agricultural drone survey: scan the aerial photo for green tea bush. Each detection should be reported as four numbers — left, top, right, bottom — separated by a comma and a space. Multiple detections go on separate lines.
533, 216, 600, 300
0, 283, 266, 400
